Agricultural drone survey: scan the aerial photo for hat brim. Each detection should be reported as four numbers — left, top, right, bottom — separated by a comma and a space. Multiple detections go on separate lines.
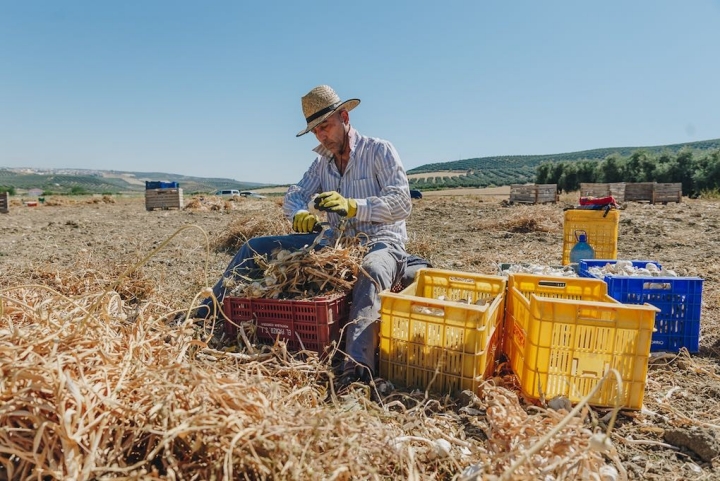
296, 99, 360, 137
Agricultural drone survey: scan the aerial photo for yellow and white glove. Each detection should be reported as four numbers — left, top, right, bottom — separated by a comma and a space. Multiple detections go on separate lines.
292, 210, 319, 233
314, 191, 357, 217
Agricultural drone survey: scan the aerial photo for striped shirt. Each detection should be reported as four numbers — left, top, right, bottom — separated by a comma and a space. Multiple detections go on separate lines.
284, 127, 412, 247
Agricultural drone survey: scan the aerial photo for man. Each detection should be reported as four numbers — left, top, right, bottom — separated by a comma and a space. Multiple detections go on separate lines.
197, 85, 417, 384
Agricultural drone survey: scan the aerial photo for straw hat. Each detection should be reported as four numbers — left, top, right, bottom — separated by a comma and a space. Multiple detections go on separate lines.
296, 85, 360, 137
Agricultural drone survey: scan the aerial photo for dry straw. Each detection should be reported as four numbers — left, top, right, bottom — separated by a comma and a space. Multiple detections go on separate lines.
0, 224, 624, 480
225, 235, 367, 300
211, 212, 292, 252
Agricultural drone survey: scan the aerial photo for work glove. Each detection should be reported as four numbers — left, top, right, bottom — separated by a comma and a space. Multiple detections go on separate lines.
314, 191, 357, 218
292, 210, 319, 233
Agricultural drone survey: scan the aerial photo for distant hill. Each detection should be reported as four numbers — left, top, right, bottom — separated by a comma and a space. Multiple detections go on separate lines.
0, 168, 267, 195
406, 138, 720, 190
4, 137, 719, 195
408, 138, 720, 173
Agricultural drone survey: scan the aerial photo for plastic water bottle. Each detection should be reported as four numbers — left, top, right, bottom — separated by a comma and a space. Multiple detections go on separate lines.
570, 231, 595, 264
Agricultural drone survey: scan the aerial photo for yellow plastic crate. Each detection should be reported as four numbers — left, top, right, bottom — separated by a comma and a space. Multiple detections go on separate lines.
379, 269, 507, 395
404, 267, 508, 324
502, 273, 611, 361
505, 273, 657, 409
562, 209, 620, 265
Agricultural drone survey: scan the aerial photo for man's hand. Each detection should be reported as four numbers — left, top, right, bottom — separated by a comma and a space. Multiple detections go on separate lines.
292, 210, 319, 233
315, 191, 357, 217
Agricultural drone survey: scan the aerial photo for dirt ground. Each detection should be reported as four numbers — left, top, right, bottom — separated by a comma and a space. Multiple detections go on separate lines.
1, 191, 719, 479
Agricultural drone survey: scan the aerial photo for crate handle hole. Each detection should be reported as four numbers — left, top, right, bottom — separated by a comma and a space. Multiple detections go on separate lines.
411, 304, 445, 317
449, 276, 474, 284
577, 313, 618, 323
538, 280, 567, 288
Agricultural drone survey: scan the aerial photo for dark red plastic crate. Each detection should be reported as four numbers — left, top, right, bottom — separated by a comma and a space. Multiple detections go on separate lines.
223, 294, 350, 354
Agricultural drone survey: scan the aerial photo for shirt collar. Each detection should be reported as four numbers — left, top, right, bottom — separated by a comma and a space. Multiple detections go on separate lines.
313, 127, 358, 160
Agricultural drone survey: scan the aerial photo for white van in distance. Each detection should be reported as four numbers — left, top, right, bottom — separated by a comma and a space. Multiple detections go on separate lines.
215, 189, 241, 198
215, 189, 267, 199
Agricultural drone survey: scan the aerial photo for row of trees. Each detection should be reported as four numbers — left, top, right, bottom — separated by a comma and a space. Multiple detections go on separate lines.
409, 167, 535, 190
0, 185, 90, 196
536, 149, 720, 195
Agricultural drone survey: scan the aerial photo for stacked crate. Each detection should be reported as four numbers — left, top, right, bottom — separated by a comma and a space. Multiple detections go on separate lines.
652, 183, 682, 204
509, 184, 558, 204
579, 182, 682, 204
579, 182, 626, 201
145, 181, 183, 211
624, 182, 655, 202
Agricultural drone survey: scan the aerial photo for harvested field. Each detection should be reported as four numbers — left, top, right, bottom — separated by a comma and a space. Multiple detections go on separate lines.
1, 192, 719, 479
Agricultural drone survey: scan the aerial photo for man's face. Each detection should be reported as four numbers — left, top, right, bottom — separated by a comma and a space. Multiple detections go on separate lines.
312, 111, 346, 154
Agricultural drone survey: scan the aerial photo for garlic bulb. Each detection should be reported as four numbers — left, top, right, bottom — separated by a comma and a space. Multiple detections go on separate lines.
433, 439, 452, 458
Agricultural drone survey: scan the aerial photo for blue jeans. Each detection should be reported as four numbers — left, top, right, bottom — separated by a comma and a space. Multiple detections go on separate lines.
202, 234, 418, 375
344, 242, 407, 373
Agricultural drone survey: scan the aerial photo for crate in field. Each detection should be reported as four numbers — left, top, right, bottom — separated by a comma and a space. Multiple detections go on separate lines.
509, 184, 536, 204
579, 183, 627, 202
0, 191, 8, 214
619, 182, 682, 204
624, 182, 655, 202
609, 182, 626, 201
579, 259, 703, 352
509, 184, 558, 204
580, 183, 611, 198
145, 188, 184, 211
652, 183, 682, 204
562, 209, 619, 265
504, 273, 657, 409
223, 294, 349, 355
379, 268, 507, 396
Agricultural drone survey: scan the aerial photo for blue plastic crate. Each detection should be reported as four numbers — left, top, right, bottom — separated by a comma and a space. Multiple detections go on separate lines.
579, 259, 702, 353
145, 181, 179, 189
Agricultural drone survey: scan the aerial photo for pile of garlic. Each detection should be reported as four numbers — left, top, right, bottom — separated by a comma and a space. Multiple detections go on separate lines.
499, 263, 578, 277
410, 295, 490, 316
587, 260, 678, 278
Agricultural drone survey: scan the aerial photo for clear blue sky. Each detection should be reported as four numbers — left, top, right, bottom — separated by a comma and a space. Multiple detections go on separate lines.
2, 1, 719, 185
